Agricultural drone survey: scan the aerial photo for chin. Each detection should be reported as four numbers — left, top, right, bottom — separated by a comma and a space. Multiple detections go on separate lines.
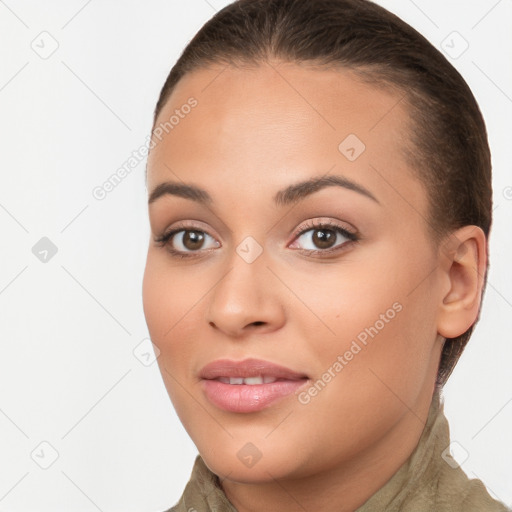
198, 438, 315, 485
202, 453, 292, 484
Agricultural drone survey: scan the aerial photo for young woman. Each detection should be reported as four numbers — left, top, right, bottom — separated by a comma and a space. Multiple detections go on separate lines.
142, 0, 510, 510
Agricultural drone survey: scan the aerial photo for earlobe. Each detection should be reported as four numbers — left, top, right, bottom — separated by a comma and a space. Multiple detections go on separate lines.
437, 226, 487, 339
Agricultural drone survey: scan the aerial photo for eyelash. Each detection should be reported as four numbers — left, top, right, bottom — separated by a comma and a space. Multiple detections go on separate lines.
154, 219, 359, 259
154, 221, 218, 260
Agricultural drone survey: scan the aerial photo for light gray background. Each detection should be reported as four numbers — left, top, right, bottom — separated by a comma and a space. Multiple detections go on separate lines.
0, 1, 511, 510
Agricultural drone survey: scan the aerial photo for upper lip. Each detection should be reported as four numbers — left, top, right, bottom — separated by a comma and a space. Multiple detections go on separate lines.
200, 358, 308, 380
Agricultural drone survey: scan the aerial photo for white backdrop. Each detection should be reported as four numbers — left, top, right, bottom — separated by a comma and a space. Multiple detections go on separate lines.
0, 1, 510, 510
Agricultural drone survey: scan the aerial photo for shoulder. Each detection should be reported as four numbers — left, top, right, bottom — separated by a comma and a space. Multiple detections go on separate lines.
433, 459, 510, 511
456, 478, 510, 512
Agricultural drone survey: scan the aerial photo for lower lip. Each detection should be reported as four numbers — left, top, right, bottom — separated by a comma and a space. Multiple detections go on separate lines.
201, 378, 309, 413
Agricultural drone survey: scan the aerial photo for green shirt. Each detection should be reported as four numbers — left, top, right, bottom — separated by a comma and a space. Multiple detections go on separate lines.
165, 392, 510, 511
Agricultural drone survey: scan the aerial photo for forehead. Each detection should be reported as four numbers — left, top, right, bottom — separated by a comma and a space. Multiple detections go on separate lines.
147, 61, 427, 216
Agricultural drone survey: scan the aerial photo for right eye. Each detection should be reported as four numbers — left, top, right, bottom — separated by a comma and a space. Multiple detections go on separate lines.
155, 226, 220, 258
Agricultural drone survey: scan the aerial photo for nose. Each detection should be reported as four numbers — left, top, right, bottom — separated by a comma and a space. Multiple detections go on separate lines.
206, 246, 286, 338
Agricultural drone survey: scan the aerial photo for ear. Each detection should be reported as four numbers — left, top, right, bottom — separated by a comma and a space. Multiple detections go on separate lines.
437, 225, 487, 339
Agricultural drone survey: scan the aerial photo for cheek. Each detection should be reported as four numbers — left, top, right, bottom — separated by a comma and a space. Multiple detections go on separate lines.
301, 238, 439, 382
142, 256, 170, 339
142, 255, 204, 422
143, 251, 198, 334
289, 252, 406, 345
142, 253, 190, 359
142, 250, 216, 380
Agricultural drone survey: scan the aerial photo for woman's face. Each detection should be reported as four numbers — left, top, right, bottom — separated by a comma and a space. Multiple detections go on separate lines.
143, 61, 446, 482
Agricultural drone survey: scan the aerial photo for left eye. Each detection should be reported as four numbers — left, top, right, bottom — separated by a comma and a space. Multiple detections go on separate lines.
291, 225, 355, 252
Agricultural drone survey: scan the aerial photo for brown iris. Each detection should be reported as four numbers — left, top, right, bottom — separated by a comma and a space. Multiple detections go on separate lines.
181, 230, 205, 250
312, 228, 336, 249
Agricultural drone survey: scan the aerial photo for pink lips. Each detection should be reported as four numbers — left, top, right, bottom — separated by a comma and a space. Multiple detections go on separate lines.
199, 358, 309, 413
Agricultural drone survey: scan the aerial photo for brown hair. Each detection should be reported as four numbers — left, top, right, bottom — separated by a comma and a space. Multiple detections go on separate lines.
151, 0, 492, 387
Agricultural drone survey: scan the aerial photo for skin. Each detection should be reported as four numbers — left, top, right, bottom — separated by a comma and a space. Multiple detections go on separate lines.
142, 60, 487, 512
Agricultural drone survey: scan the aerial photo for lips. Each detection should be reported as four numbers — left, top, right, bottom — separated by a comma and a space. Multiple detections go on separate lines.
199, 358, 308, 381
199, 358, 310, 413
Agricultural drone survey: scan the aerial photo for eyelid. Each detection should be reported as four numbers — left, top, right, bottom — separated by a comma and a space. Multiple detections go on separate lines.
157, 220, 216, 239
154, 220, 220, 249
291, 217, 357, 241
286, 218, 359, 257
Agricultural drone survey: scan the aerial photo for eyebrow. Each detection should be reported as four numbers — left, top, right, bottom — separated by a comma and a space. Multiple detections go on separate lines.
148, 175, 379, 206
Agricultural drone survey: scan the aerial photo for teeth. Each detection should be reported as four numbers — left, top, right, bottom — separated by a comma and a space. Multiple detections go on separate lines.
216, 375, 278, 385
243, 376, 264, 385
